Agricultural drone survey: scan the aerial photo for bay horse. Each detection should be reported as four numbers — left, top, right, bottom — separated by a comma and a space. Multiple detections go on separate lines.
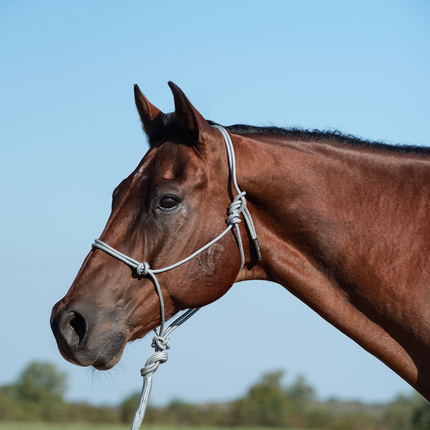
51, 82, 430, 402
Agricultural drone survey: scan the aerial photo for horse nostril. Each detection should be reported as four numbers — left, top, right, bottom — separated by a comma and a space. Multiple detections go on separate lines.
69, 312, 87, 344
59, 310, 88, 346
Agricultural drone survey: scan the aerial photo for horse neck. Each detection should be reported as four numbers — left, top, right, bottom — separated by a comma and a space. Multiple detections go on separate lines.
233, 133, 430, 281
232, 132, 430, 398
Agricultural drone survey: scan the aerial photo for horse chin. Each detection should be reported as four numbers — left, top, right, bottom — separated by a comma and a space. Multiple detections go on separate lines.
92, 354, 122, 371
57, 330, 128, 371
91, 332, 128, 370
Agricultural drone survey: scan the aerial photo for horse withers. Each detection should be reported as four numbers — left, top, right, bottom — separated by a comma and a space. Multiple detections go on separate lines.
51, 82, 430, 400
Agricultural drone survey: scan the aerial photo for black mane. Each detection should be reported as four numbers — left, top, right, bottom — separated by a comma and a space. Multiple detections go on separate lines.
147, 117, 430, 156
220, 123, 430, 156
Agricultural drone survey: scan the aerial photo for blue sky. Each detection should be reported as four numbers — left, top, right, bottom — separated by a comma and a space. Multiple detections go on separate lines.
1, 1, 429, 406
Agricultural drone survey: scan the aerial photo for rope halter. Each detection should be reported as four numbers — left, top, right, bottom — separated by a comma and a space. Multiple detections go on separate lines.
91, 125, 261, 430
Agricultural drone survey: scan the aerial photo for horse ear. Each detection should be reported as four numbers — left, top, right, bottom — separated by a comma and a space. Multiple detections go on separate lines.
134, 84, 163, 133
168, 81, 216, 150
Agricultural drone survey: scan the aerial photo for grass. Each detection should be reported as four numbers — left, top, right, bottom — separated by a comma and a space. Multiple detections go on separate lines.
1, 425, 134, 430
0, 424, 128, 430
0, 425, 304, 430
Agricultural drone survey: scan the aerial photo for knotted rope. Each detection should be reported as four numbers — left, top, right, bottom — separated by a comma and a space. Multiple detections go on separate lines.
91, 125, 261, 430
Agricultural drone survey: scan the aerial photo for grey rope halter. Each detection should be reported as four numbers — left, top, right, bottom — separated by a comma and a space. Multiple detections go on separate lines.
92, 125, 261, 430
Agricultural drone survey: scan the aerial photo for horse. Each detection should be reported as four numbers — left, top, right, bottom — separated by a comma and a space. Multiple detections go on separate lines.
51, 82, 430, 402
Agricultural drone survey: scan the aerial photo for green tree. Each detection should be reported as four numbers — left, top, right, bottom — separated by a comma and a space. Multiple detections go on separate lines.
286, 374, 319, 427
287, 374, 315, 402
14, 361, 67, 403
0, 361, 68, 421
230, 370, 294, 426
165, 398, 202, 425
120, 391, 141, 423
120, 391, 164, 424
411, 394, 430, 430
384, 393, 423, 430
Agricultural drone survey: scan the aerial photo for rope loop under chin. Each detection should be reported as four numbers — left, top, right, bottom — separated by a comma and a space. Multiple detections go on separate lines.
140, 350, 169, 377
136, 261, 150, 276
151, 335, 170, 351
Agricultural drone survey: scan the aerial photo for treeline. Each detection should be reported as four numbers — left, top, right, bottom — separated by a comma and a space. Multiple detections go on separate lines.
122, 372, 430, 430
1, 361, 430, 430
0, 361, 118, 423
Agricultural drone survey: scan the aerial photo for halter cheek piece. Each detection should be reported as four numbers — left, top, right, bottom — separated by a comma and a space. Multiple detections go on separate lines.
91, 125, 261, 430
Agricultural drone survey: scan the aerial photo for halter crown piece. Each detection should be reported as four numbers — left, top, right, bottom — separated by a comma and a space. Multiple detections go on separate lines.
92, 125, 261, 430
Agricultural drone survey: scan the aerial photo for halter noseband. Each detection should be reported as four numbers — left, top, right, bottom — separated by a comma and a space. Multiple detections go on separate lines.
91, 125, 261, 429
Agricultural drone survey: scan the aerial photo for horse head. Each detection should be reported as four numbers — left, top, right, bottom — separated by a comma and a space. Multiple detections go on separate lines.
50, 82, 257, 370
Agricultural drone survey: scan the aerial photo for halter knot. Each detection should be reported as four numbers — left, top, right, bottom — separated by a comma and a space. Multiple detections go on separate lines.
140, 350, 169, 377
227, 192, 246, 226
151, 335, 170, 351
136, 261, 150, 276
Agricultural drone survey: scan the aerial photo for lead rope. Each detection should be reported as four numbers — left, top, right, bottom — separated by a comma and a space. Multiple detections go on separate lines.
91, 125, 261, 430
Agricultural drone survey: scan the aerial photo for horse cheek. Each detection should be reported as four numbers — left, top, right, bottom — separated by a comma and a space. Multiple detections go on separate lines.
169, 242, 238, 308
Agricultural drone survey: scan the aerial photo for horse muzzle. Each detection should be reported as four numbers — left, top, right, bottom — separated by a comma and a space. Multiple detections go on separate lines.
50, 300, 127, 370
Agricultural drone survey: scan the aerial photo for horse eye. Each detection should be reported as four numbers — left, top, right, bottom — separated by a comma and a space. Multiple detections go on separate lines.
159, 197, 178, 210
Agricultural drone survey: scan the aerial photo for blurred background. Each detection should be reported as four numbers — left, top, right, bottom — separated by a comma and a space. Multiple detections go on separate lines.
1, 0, 429, 420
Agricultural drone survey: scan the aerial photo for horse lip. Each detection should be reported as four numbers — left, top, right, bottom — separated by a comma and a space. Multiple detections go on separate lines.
90, 331, 128, 370
53, 320, 127, 369
92, 359, 120, 371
